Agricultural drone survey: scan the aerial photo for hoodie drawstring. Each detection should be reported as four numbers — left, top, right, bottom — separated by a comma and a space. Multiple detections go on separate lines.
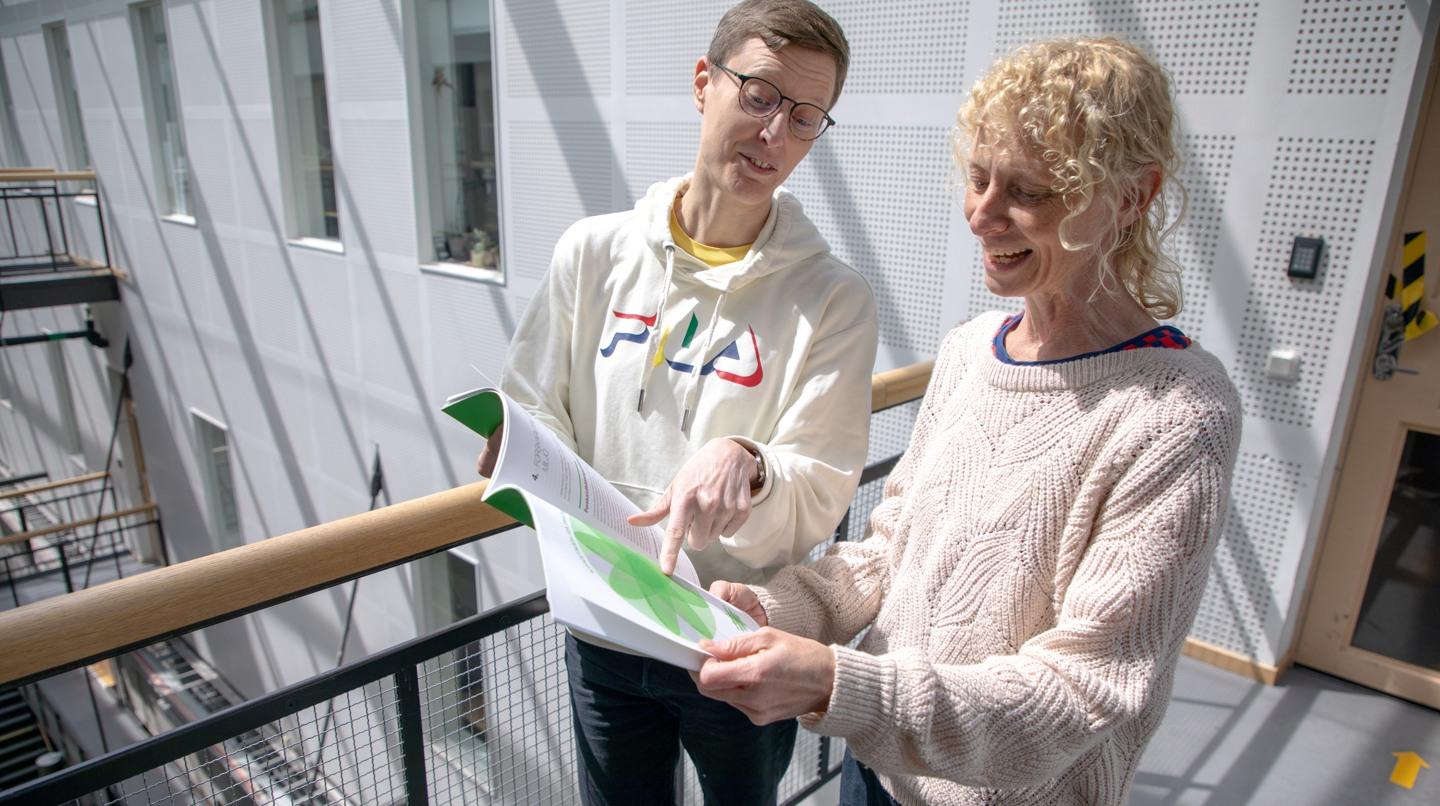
679, 292, 726, 434
637, 243, 678, 412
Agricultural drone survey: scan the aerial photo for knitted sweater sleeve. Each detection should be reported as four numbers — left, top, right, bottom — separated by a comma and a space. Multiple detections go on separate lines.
755, 324, 971, 644
499, 224, 583, 453
806, 384, 1241, 788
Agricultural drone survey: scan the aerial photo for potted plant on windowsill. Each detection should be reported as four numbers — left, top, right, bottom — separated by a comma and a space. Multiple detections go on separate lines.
470, 229, 499, 269
445, 231, 471, 262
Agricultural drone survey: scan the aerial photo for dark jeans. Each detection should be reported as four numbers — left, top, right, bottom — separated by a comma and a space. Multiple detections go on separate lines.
567, 633, 798, 806
840, 750, 901, 806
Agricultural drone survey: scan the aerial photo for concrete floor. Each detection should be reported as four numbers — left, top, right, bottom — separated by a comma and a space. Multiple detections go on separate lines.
1134, 657, 1439, 805
802, 656, 1440, 805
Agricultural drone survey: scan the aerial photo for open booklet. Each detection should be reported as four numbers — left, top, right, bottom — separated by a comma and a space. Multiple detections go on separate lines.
443, 387, 758, 671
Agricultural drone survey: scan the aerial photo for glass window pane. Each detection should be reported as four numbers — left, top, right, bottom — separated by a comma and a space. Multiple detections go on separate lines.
194, 414, 243, 552
0, 54, 28, 165
43, 23, 91, 170
1350, 429, 1440, 670
420, 0, 501, 270
134, 3, 192, 217
272, 0, 338, 240
46, 340, 81, 455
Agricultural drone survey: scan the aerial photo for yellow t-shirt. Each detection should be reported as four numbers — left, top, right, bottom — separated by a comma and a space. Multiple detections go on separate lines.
669, 207, 752, 267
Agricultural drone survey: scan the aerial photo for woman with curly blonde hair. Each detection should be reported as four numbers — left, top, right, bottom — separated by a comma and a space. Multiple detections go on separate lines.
693, 37, 1242, 805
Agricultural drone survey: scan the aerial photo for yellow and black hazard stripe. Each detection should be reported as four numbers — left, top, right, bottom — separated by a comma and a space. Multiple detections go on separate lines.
1386, 231, 1438, 340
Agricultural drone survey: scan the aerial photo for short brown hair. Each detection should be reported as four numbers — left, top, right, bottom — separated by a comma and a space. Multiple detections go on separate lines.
707, 0, 849, 107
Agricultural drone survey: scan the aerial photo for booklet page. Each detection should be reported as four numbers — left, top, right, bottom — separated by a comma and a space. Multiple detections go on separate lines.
483, 391, 701, 585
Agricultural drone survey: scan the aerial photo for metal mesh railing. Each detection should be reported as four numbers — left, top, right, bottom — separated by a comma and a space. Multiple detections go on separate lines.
1, 438, 913, 805
0, 173, 110, 275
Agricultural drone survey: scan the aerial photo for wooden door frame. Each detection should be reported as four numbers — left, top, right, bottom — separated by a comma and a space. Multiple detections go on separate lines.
1292, 46, 1440, 708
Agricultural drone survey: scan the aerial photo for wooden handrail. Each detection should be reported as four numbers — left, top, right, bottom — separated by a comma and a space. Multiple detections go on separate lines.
0, 169, 97, 183
0, 363, 937, 687
0, 482, 510, 686
0, 471, 108, 502
0, 504, 157, 547
871, 360, 934, 412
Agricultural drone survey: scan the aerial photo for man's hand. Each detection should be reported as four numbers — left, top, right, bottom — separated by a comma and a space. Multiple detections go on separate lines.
629, 438, 758, 574
709, 580, 768, 627
692, 628, 835, 725
475, 425, 504, 478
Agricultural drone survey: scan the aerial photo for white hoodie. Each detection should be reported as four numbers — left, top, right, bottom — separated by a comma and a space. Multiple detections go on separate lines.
502, 175, 878, 586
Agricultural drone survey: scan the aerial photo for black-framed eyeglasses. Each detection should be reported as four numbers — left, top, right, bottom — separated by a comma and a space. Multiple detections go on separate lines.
714, 64, 835, 141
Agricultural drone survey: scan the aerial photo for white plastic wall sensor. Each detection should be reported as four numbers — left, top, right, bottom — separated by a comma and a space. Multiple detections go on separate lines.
1265, 347, 1302, 381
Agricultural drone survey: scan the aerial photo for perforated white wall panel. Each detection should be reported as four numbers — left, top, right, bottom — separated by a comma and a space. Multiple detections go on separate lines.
624, 120, 698, 205
1288, 0, 1405, 94
823, 0, 970, 95
1168, 134, 1237, 340
994, 0, 1260, 94
1190, 451, 1302, 657
504, 120, 614, 283
1233, 137, 1375, 429
502, 0, 609, 97
625, 0, 726, 96
785, 126, 954, 355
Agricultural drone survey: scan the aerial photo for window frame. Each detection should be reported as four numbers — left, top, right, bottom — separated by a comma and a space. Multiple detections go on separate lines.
41, 21, 91, 171
0, 45, 28, 166
44, 335, 82, 458
406, 0, 506, 284
129, 1, 194, 218
190, 409, 244, 552
263, 0, 342, 247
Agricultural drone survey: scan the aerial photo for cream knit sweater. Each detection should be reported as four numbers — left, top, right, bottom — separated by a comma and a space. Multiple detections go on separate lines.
756, 311, 1242, 805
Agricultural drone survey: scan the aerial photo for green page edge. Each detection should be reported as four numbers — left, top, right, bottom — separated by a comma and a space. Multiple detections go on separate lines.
442, 390, 534, 529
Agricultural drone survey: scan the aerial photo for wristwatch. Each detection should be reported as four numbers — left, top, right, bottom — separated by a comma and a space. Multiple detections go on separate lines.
745, 444, 767, 494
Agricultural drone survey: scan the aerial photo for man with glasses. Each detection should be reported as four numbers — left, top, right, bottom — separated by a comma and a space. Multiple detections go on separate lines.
480, 1, 875, 802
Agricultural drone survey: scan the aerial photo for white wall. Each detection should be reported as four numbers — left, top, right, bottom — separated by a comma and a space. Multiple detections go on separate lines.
492, 0, 1440, 668
0, 0, 1434, 703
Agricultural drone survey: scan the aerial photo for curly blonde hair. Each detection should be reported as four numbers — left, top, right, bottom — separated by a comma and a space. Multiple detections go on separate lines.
956, 37, 1185, 319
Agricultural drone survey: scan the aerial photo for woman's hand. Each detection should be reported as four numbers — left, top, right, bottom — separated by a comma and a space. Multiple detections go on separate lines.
629, 438, 758, 574
709, 580, 768, 627
692, 628, 835, 725
475, 425, 504, 478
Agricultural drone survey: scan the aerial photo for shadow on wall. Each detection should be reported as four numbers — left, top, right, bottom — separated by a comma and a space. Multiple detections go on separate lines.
1197, 501, 1286, 665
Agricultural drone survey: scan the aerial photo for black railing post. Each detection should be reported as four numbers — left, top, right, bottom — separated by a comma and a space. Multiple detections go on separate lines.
818, 734, 831, 780
394, 665, 430, 806
53, 184, 71, 263
57, 538, 74, 594
38, 193, 58, 272
2, 190, 17, 258
4, 557, 18, 609
94, 183, 111, 270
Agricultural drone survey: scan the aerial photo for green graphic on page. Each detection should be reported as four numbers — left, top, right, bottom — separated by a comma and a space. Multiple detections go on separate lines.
569, 517, 716, 639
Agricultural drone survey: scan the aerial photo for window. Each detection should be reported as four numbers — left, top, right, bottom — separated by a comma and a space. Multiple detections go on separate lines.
416, 549, 487, 739
0, 53, 28, 165
192, 411, 242, 551
0, 349, 14, 409
267, 0, 339, 241
416, 0, 502, 273
45, 339, 81, 456
131, 2, 192, 217
42, 22, 91, 170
